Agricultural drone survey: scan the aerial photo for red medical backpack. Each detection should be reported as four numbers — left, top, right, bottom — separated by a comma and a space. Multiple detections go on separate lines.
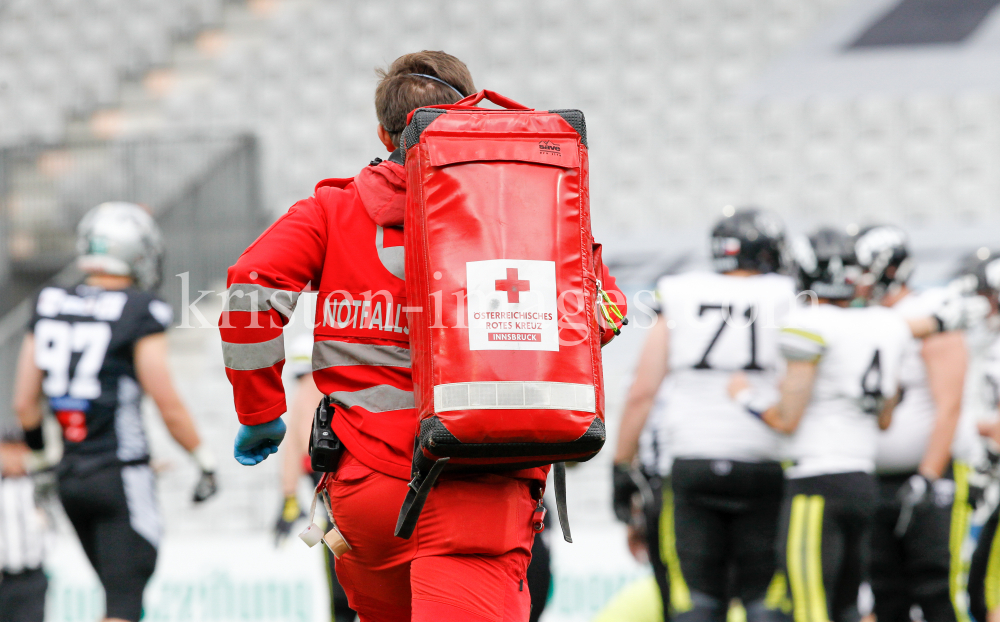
394, 91, 621, 540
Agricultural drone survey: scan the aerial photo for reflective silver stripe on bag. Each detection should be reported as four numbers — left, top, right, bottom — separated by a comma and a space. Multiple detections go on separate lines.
224, 283, 300, 318
222, 334, 284, 371
328, 385, 415, 413
433, 381, 596, 413
313, 341, 411, 371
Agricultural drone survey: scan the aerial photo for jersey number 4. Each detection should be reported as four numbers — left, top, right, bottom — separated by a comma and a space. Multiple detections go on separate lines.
694, 304, 762, 370
860, 350, 883, 415
35, 319, 112, 399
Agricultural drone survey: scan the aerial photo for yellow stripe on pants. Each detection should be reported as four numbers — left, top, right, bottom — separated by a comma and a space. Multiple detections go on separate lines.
660, 485, 693, 614
787, 495, 808, 622
787, 495, 828, 622
763, 571, 792, 614
985, 513, 1000, 612
806, 496, 828, 622
951, 462, 972, 622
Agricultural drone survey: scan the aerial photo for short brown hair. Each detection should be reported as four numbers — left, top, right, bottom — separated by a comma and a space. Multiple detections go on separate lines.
375, 51, 476, 147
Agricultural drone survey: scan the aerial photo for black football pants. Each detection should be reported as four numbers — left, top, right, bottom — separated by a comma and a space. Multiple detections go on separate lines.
778, 472, 877, 622
870, 465, 971, 622
671, 458, 786, 622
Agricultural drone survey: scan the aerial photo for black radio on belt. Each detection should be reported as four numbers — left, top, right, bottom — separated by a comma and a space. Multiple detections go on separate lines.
309, 396, 343, 472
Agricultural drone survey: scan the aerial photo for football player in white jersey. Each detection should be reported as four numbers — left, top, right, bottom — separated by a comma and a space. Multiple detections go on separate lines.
854, 225, 975, 622
614, 207, 795, 622
960, 250, 1000, 622
728, 227, 955, 622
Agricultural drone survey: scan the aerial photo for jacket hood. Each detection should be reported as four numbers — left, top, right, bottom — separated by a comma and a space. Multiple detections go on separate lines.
355, 158, 406, 227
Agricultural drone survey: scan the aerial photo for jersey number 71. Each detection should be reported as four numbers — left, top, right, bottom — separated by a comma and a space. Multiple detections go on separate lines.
693, 304, 762, 371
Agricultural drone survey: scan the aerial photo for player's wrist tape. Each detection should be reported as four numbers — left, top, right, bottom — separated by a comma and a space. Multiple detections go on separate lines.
734, 388, 771, 420
23, 426, 44, 451
191, 444, 217, 473
933, 314, 946, 334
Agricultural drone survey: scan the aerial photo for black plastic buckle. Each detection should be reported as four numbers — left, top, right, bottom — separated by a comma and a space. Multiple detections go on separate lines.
309, 396, 343, 473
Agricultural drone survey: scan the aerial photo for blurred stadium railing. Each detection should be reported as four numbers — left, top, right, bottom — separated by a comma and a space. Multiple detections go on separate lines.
0, 134, 268, 435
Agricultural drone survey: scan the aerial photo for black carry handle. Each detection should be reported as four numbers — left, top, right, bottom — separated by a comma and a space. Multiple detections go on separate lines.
309, 396, 344, 473
394, 457, 450, 539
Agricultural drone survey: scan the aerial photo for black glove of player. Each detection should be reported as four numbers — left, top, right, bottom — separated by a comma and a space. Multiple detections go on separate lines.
192, 470, 218, 503
894, 474, 930, 536
274, 495, 306, 546
612, 463, 640, 524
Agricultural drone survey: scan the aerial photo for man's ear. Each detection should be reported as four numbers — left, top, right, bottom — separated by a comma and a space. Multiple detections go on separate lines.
377, 125, 396, 153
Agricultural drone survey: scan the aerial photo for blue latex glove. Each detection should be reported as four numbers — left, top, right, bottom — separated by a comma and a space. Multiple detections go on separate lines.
234, 418, 287, 466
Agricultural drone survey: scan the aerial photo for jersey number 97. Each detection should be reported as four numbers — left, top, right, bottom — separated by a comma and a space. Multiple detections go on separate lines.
35, 319, 112, 399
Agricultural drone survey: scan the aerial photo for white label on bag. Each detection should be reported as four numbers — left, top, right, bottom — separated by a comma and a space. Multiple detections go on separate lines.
466, 259, 559, 351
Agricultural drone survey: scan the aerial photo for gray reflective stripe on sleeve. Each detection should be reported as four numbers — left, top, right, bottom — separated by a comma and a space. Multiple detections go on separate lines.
328, 385, 415, 413
222, 333, 285, 370
225, 283, 300, 318
434, 381, 596, 413
313, 340, 411, 371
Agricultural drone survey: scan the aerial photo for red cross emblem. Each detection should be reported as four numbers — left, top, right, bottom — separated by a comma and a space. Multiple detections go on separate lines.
495, 268, 530, 303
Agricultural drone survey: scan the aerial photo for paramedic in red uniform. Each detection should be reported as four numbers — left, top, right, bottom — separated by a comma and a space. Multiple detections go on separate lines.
220, 51, 625, 622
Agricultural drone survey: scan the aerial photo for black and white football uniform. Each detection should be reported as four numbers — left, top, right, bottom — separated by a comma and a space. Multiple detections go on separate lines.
30, 283, 172, 622
872, 289, 974, 622
658, 271, 794, 622
777, 304, 910, 622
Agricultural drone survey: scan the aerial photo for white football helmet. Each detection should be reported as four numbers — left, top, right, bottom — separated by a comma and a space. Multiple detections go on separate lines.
854, 225, 913, 301
76, 202, 164, 290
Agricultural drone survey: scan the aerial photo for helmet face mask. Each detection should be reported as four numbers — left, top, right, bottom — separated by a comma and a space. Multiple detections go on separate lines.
854, 225, 910, 302
954, 249, 1000, 319
793, 228, 859, 301
76, 202, 164, 291
710, 207, 786, 275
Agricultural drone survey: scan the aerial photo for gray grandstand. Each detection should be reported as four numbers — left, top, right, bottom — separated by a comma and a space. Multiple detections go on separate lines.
2, 1, 1000, 620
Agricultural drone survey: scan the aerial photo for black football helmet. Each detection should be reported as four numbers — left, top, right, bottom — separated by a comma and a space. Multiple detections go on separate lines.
790, 227, 860, 300
854, 225, 912, 300
710, 207, 786, 274
954, 248, 1000, 297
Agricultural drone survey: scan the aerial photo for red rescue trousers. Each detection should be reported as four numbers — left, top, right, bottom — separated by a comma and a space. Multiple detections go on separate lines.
327, 449, 537, 622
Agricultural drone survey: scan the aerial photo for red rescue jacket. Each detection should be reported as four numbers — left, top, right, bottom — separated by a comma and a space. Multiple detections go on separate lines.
221, 155, 625, 481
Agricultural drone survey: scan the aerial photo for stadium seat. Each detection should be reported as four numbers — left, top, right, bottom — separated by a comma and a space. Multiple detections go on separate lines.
0, 0, 224, 145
